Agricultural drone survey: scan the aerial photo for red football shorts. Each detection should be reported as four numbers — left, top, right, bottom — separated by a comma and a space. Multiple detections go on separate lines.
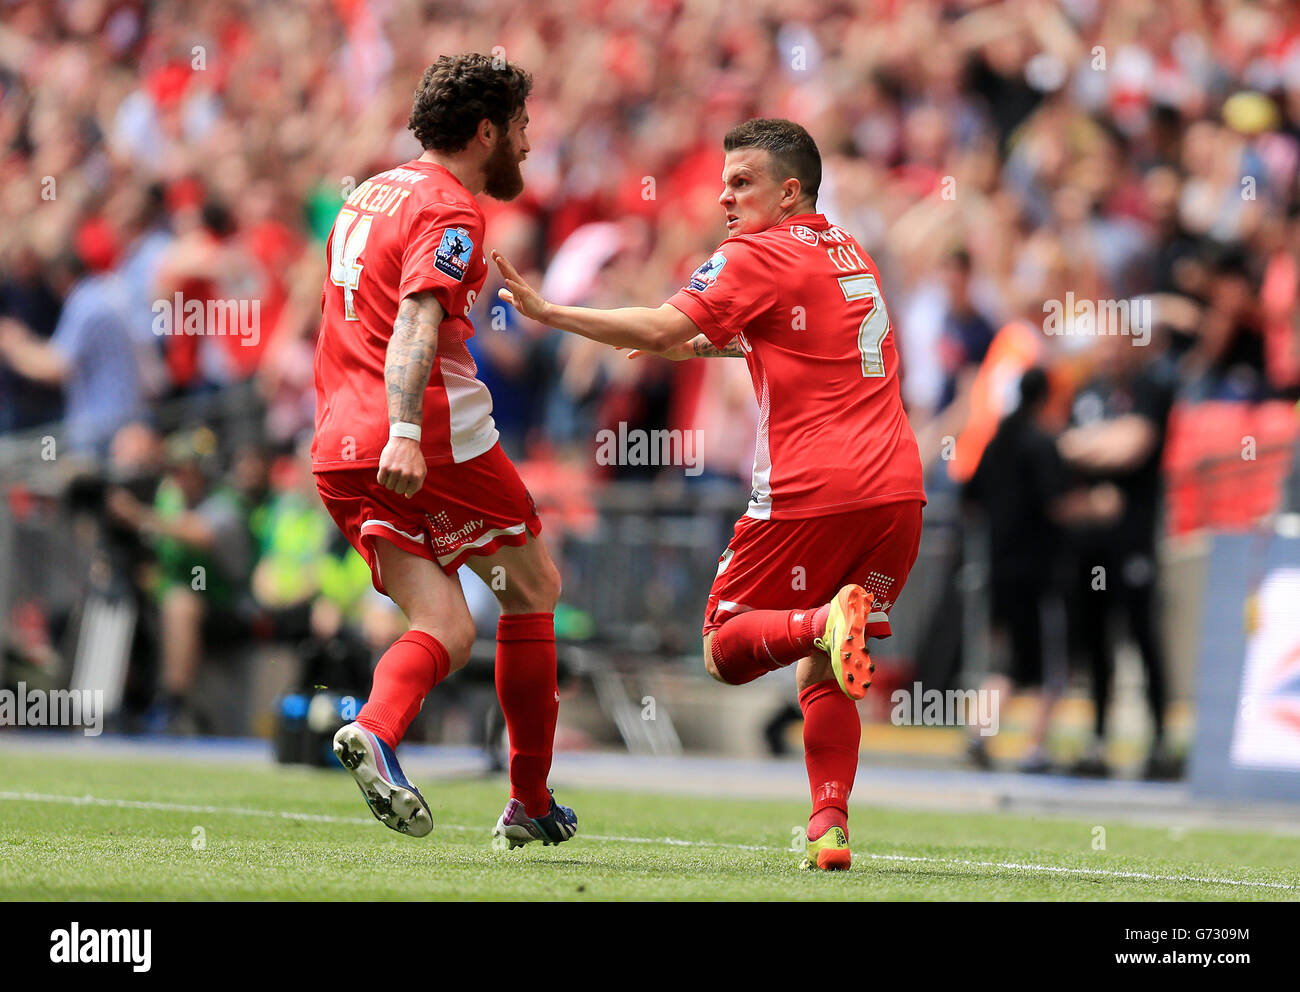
703, 499, 924, 637
314, 442, 542, 595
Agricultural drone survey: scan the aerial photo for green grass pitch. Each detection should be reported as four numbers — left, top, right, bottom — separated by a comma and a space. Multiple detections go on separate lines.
2, 752, 1298, 901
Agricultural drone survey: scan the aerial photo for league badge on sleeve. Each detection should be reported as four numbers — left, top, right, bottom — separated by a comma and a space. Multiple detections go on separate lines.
689, 251, 727, 291
434, 227, 474, 281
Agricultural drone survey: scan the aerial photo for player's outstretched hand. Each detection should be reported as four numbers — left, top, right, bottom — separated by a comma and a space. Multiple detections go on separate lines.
377, 436, 427, 498
492, 250, 549, 323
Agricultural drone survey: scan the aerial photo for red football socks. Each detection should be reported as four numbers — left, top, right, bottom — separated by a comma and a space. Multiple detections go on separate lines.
800, 679, 860, 840
495, 612, 558, 819
356, 629, 451, 748
709, 603, 832, 685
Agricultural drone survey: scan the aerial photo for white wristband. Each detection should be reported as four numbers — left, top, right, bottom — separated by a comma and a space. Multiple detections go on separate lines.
389, 422, 422, 442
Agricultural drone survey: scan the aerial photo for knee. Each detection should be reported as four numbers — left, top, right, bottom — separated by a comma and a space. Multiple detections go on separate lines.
443, 617, 477, 672
702, 636, 726, 683
412, 615, 476, 673
795, 652, 833, 693
497, 558, 562, 615
536, 558, 563, 611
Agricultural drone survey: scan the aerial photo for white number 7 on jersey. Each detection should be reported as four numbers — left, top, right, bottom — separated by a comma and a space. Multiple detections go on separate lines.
837, 273, 890, 378
329, 208, 374, 321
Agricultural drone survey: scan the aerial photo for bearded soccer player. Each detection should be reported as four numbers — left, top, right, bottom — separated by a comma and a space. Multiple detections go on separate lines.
313, 54, 576, 848
494, 119, 924, 869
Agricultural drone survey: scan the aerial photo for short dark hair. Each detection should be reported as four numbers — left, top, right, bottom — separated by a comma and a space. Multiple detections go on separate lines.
722, 118, 822, 203
408, 53, 533, 153
1018, 366, 1050, 411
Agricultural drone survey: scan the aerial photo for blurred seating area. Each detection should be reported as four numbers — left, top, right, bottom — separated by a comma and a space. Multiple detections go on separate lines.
1164, 400, 1300, 533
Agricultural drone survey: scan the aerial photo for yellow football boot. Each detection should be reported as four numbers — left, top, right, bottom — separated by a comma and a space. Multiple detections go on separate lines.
813, 585, 875, 700
802, 825, 851, 871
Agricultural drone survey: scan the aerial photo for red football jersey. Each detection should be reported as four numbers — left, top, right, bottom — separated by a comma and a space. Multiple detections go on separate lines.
668, 213, 925, 520
312, 161, 497, 471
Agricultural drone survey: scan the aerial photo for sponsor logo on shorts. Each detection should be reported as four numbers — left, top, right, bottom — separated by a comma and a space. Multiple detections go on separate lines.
863, 570, 894, 602
426, 511, 485, 549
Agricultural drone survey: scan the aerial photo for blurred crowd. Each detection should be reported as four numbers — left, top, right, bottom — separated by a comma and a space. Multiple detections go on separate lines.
5, 0, 1299, 459
3, 0, 1300, 758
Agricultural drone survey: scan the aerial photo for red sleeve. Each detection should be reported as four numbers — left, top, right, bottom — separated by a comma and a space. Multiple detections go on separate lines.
399, 201, 482, 314
666, 239, 775, 349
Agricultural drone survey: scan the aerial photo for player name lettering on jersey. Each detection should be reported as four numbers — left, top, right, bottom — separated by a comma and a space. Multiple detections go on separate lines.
344, 179, 414, 217
346, 166, 433, 219
789, 224, 851, 246
826, 241, 867, 272
372, 166, 429, 185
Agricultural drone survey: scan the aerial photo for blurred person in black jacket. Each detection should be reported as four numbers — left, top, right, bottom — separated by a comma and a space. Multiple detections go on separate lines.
1059, 330, 1180, 780
964, 368, 1123, 772
0, 241, 64, 433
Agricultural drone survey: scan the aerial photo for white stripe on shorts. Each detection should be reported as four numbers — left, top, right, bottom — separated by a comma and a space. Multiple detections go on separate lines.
435, 522, 528, 565
360, 519, 427, 544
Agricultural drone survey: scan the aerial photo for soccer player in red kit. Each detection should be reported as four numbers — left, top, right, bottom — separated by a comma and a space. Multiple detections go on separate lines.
313, 54, 576, 848
493, 119, 925, 869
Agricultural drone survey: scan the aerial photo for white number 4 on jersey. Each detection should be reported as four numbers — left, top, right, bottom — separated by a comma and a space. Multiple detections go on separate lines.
330, 208, 374, 321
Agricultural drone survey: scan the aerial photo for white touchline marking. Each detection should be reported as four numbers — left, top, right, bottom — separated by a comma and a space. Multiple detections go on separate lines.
0, 791, 375, 826
2, 791, 1296, 891
860, 852, 1300, 891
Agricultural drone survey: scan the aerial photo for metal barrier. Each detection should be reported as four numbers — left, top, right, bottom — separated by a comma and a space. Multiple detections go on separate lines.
0, 460, 956, 703
0, 480, 83, 689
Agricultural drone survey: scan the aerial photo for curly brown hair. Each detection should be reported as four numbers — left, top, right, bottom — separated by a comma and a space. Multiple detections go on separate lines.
408, 53, 533, 153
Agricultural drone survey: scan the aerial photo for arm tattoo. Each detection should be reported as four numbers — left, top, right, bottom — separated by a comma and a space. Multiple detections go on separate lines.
691, 333, 744, 358
385, 291, 443, 426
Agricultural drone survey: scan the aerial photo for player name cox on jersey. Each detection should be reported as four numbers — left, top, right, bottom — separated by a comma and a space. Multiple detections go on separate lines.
690, 251, 727, 291
435, 227, 474, 281
791, 223, 867, 272
790, 224, 851, 245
